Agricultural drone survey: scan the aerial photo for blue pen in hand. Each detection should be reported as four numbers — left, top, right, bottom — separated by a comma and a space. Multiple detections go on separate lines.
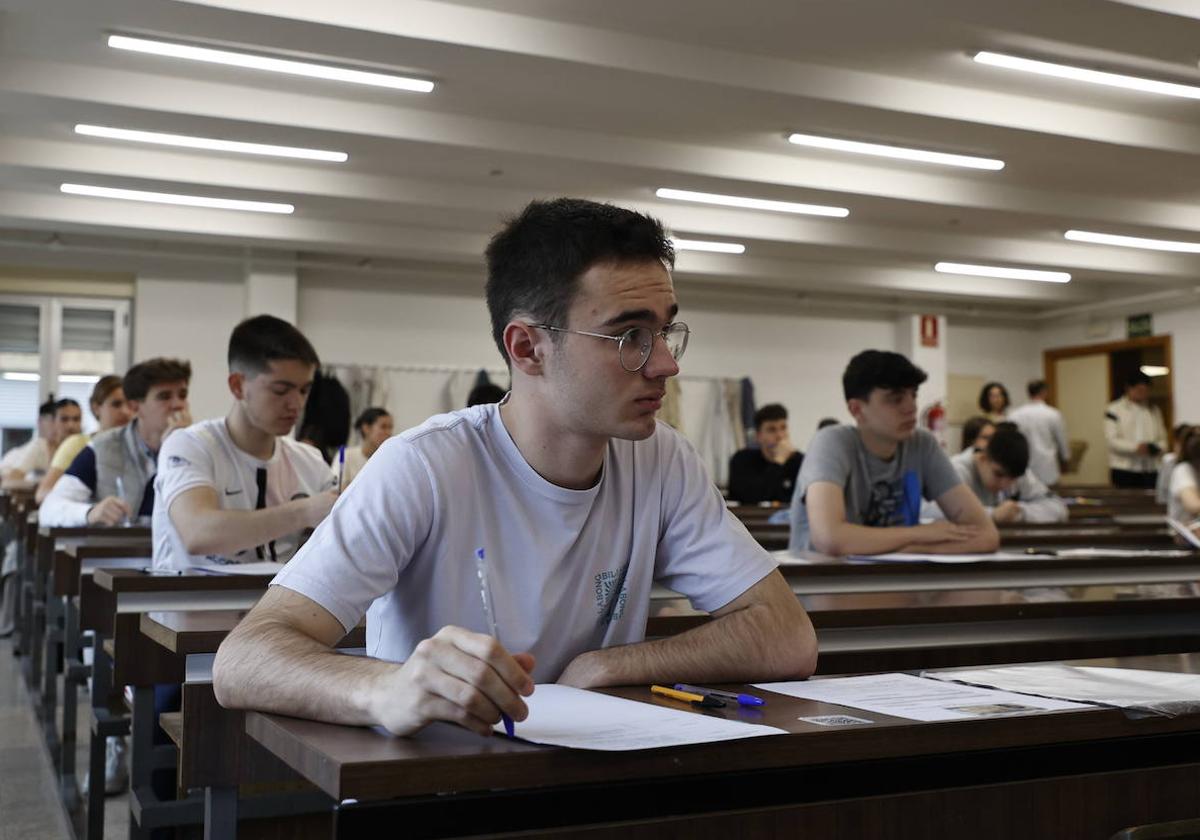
475, 548, 515, 738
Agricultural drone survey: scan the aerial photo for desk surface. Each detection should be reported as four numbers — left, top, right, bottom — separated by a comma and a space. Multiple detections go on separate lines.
93, 567, 278, 593
245, 652, 1200, 804
141, 609, 366, 656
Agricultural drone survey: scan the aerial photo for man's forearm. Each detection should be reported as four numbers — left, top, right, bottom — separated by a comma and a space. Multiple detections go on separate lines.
175, 500, 311, 556
213, 617, 389, 725
815, 522, 921, 556
561, 599, 816, 688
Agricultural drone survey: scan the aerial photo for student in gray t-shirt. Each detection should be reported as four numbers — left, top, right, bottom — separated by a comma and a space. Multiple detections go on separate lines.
790, 350, 999, 556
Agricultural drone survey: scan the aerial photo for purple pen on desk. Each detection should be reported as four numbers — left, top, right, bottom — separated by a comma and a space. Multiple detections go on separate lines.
475, 547, 515, 738
674, 684, 766, 707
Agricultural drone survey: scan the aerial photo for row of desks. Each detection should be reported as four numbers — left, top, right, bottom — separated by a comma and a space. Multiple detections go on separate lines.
5, 484, 1200, 839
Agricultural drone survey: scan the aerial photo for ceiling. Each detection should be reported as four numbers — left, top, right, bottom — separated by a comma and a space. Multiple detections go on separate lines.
3, 0, 1200, 321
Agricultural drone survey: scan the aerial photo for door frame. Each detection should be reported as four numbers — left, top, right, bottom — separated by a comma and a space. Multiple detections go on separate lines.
1043, 334, 1174, 433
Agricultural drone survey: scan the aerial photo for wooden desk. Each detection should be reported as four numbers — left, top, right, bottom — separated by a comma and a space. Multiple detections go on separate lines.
747, 523, 1177, 553
244, 652, 1200, 839
650, 584, 1200, 673
89, 568, 278, 840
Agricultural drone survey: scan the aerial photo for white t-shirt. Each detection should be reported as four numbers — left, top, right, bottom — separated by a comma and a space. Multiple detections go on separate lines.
0, 437, 50, 477
1168, 462, 1199, 524
153, 417, 336, 570
1008, 401, 1069, 486
273, 403, 776, 683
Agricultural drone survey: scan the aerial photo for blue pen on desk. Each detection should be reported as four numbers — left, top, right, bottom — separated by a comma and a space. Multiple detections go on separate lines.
674, 683, 766, 707
475, 547, 515, 738
337, 445, 345, 491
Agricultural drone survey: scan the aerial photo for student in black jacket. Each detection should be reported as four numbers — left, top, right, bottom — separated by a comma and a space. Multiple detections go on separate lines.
728, 403, 803, 504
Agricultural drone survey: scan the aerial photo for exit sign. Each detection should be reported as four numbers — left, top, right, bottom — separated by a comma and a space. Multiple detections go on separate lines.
1127, 313, 1153, 338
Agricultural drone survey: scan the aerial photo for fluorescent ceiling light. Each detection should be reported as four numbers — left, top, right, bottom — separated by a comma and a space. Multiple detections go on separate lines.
656, 187, 848, 218
60, 183, 294, 214
1065, 229, 1200, 253
75, 124, 347, 162
1140, 365, 1169, 377
60, 374, 101, 384
670, 237, 746, 255
107, 34, 434, 93
787, 132, 1003, 171
935, 261, 1071, 283
974, 51, 1200, 100
2, 372, 39, 381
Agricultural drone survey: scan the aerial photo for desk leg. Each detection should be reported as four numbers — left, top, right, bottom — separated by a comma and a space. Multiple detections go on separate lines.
87, 636, 113, 840
61, 593, 80, 808
42, 570, 60, 749
204, 787, 238, 840
129, 686, 154, 839
29, 550, 46, 697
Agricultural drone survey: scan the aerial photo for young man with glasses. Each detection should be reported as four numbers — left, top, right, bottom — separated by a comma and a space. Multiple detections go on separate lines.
213, 198, 817, 738
152, 315, 337, 570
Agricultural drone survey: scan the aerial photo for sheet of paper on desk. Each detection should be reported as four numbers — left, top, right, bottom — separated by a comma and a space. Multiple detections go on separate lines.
1054, 547, 1195, 558
772, 549, 813, 566
849, 552, 1053, 564
752, 673, 1094, 722
188, 561, 286, 576
926, 664, 1200, 717
496, 684, 786, 750
1167, 518, 1200, 550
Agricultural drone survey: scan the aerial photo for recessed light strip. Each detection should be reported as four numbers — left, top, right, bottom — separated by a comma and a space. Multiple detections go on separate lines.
1140, 365, 1170, 377
974, 51, 1200, 101
656, 187, 848, 218
75, 124, 347, 162
1065, 229, 1200, 253
935, 261, 1071, 283
107, 35, 434, 93
670, 237, 746, 255
60, 183, 294, 214
787, 133, 1004, 171
2, 372, 39, 382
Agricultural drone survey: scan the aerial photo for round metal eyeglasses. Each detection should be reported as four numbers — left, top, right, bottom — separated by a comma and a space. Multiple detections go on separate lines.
531, 322, 690, 372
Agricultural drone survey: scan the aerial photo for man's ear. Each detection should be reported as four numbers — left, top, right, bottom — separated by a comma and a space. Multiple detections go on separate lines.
847, 398, 866, 424
228, 371, 247, 400
504, 321, 546, 377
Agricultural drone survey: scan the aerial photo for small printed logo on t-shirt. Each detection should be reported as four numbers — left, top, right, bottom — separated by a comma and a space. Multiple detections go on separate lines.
594, 564, 629, 627
167, 455, 190, 468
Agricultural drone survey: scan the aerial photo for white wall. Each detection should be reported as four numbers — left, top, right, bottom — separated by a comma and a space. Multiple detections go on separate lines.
133, 272, 245, 422
133, 271, 1057, 458
1037, 299, 1200, 425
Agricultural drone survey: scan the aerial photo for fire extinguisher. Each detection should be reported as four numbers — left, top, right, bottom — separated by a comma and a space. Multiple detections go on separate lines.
922, 401, 947, 449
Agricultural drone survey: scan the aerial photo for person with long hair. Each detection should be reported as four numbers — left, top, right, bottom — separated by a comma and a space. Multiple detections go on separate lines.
35, 375, 132, 503
977, 381, 1011, 423
341, 407, 394, 486
1168, 427, 1200, 533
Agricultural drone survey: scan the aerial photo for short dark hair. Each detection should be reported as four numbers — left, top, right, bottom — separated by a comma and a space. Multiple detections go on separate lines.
90, 375, 124, 412
467, 383, 507, 407
1027, 379, 1048, 398
817, 417, 840, 430
1125, 370, 1152, 389
228, 315, 319, 375
38, 398, 57, 418
978, 381, 1011, 413
484, 198, 675, 363
53, 398, 80, 418
123, 358, 192, 402
753, 403, 787, 430
985, 427, 1030, 478
354, 407, 390, 434
961, 415, 992, 451
1180, 430, 1200, 474
842, 350, 928, 402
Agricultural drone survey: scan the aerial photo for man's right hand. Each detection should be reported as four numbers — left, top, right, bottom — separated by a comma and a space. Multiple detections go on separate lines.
303, 490, 339, 528
87, 496, 132, 526
368, 626, 535, 737
913, 520, 983, 545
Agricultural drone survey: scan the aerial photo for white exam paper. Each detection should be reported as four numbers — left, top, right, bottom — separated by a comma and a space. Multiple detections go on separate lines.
1054, 547, 1194, 559
494, 684, 786, 751
753, 673, 1094, 722
1167, 518, 1200, 550
926, 664, 1200, 717
188, 561, 287, 576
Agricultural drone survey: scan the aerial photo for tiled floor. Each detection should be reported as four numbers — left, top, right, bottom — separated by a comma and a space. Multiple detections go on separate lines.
0, 638, 130, 840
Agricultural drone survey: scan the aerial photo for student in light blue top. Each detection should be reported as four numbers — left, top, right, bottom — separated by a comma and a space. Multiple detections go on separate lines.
213, 197, 817, 739
790, 350, 999, 557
